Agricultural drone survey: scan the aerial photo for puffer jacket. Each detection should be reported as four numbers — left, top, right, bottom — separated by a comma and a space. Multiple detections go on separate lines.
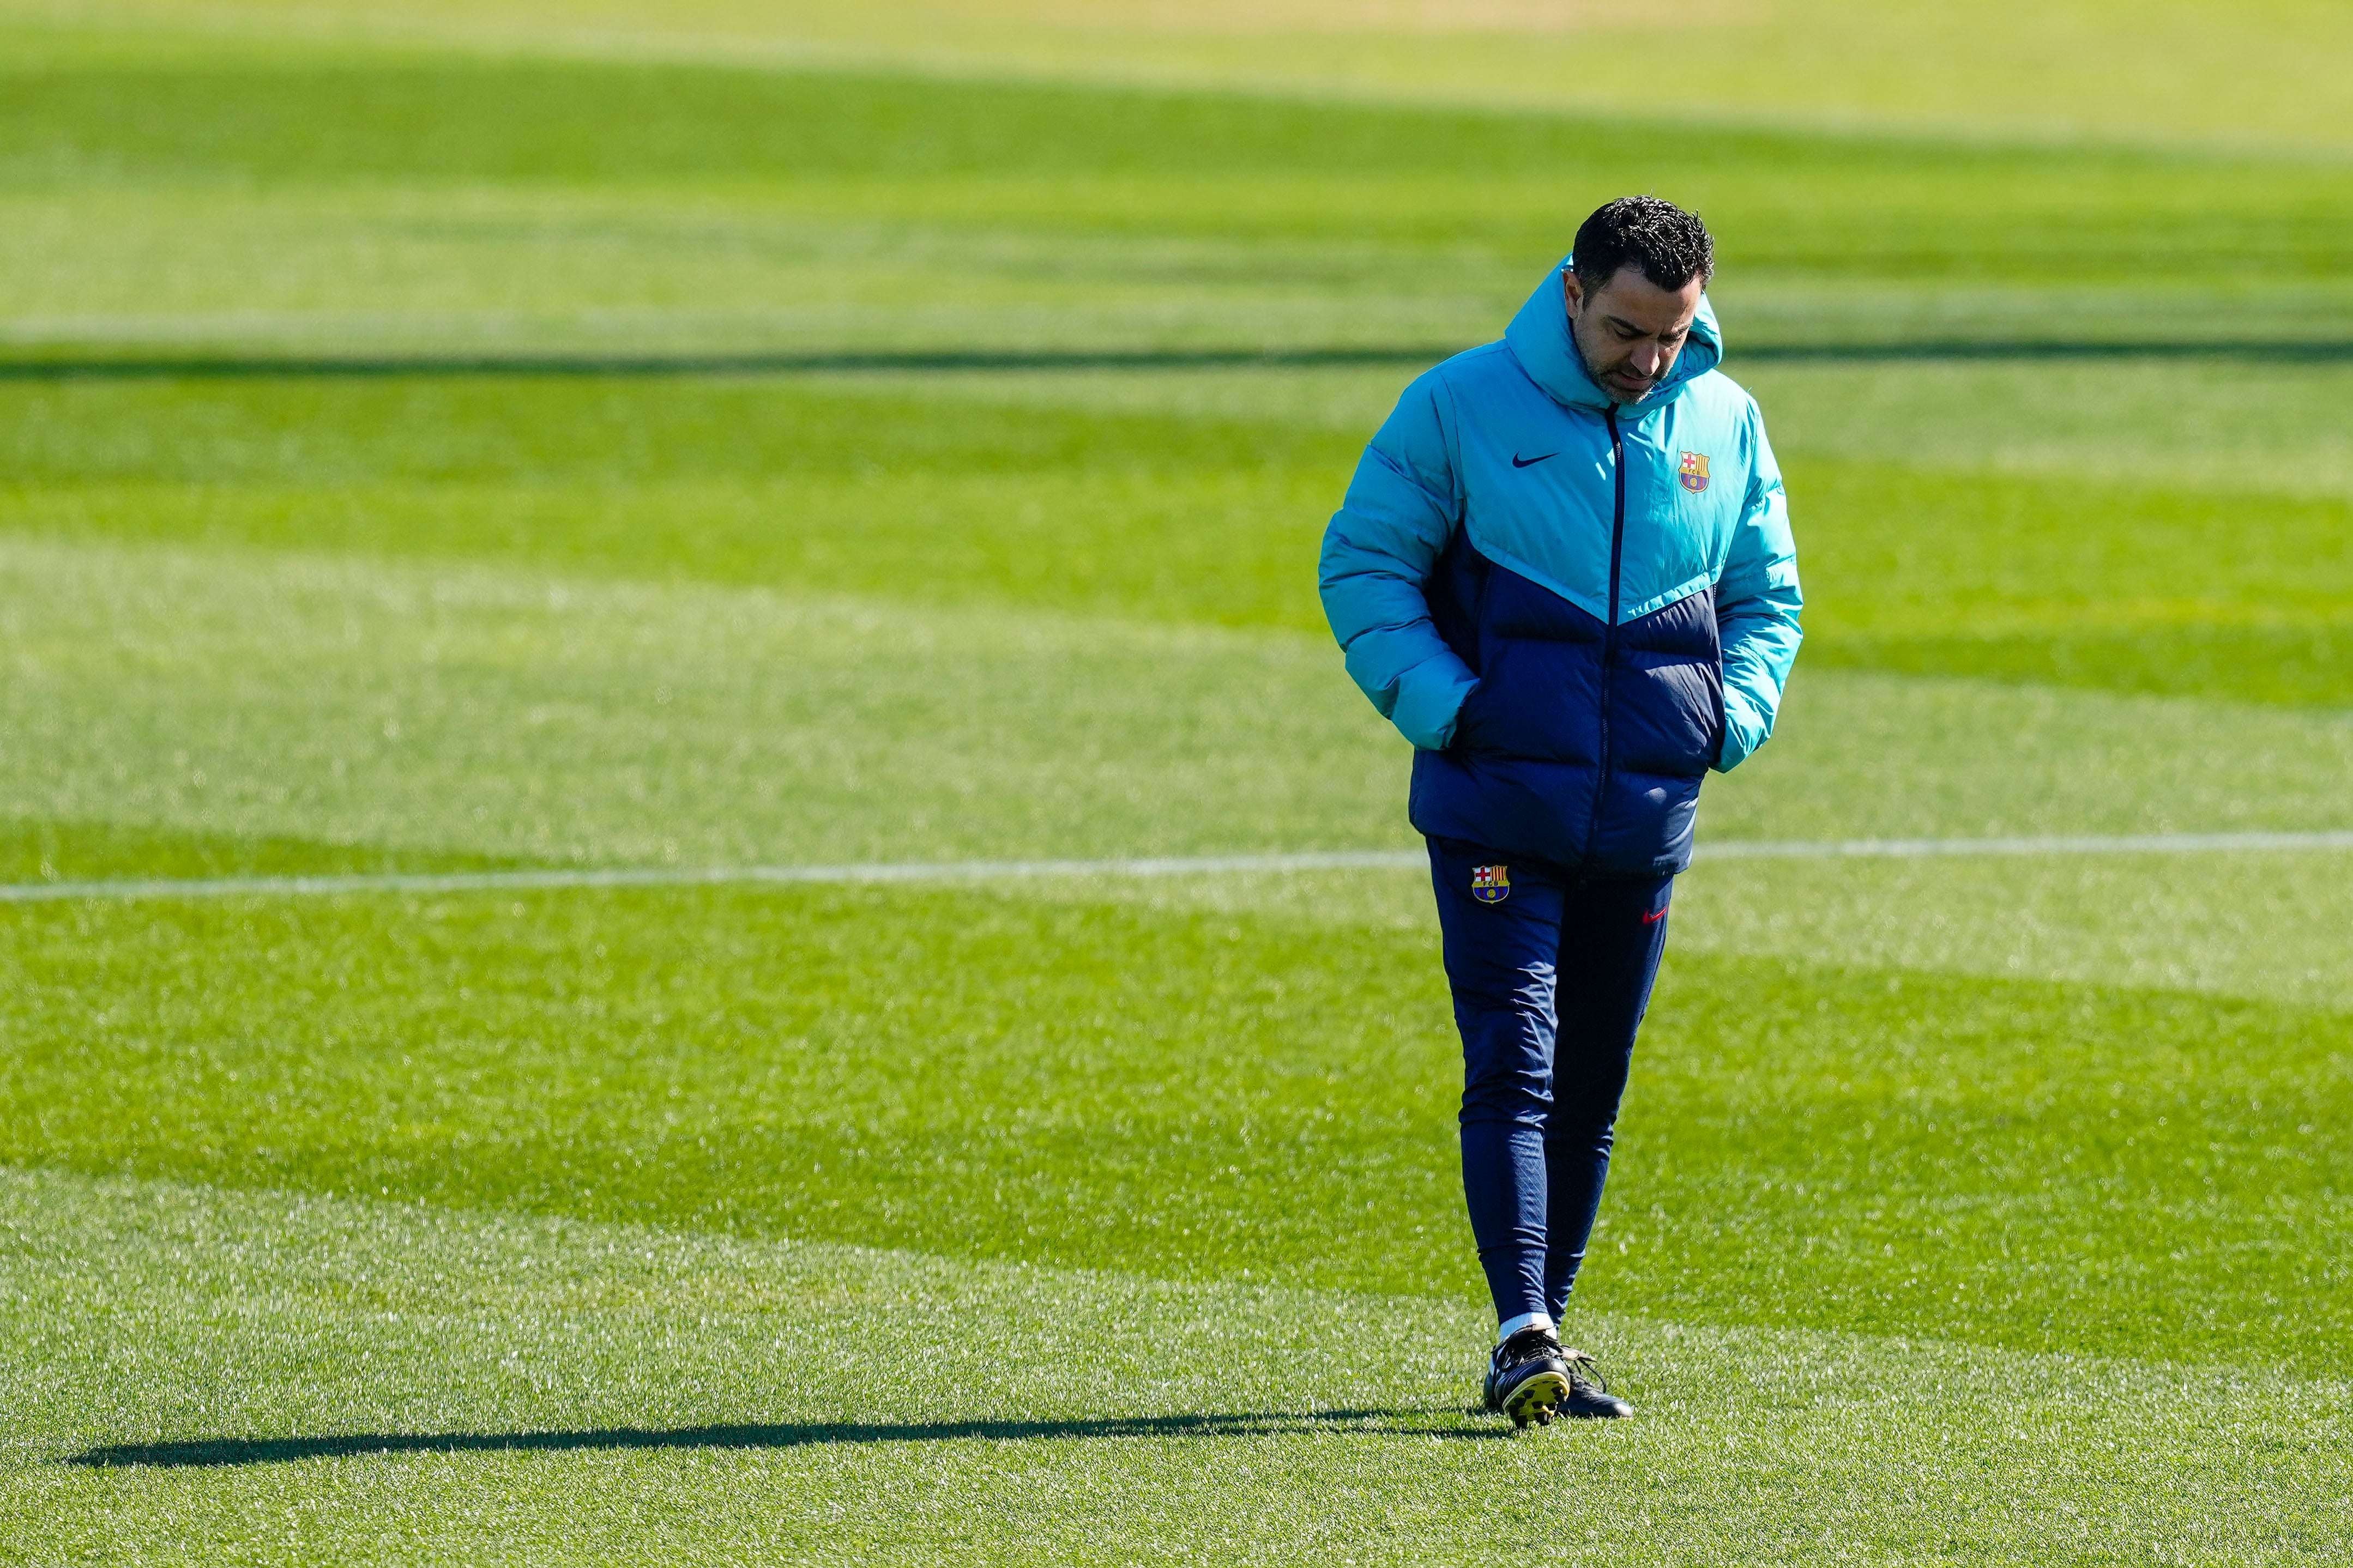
1319, 256, 1803, 875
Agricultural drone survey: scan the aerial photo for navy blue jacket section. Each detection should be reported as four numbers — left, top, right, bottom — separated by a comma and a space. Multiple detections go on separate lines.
1411, 529, 1724, 875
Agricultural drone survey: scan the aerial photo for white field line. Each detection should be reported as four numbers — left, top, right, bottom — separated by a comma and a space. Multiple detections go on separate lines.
3, 831, 2352, 905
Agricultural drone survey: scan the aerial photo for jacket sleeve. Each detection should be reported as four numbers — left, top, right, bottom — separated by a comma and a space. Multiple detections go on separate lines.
1318, 372, 1479, 750
1713, 399, 1804, 771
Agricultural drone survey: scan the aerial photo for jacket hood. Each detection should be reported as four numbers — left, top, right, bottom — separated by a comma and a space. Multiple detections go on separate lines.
1503, 254, 1722, 414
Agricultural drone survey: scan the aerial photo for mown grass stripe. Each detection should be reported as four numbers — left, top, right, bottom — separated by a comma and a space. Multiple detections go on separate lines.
4, 831, 2350, 904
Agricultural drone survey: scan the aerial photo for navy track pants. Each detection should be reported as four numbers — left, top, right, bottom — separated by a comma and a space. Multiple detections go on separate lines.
1427, 837, 1673, 1327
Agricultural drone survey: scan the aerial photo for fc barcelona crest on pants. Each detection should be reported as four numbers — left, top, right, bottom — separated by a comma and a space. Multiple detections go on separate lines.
1678, 451, 1710, 494
1471, 864, 1511, 903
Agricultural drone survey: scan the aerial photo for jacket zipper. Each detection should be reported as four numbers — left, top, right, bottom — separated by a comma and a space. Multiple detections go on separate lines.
1583, 406, 1627, 865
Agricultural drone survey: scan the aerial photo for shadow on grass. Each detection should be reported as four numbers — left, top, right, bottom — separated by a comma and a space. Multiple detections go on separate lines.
70, 1408, 1504, 1468
0, 347, 1455, 381
4, 338, 2352, 383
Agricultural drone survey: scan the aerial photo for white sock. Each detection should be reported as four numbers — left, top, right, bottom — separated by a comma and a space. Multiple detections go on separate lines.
1497, 1312, 1555, 1343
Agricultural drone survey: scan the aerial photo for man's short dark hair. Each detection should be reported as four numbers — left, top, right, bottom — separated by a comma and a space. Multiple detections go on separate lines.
1572, 196, 1714, 293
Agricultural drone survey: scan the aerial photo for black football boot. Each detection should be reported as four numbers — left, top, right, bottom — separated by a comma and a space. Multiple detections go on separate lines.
1482, 1327, 1572, 1427
1556, 1347, 1633, 1419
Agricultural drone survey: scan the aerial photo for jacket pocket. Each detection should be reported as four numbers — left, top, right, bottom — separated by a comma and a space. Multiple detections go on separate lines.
1607, 656, 1720, 778
1449, 680, 1491, 753
1707, 659, 1728, 768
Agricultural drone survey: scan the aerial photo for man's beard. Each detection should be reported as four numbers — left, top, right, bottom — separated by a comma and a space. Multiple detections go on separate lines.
1571, 326, 1662, 403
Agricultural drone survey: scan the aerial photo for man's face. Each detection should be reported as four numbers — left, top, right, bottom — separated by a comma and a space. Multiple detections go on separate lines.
1563, 265, 1705, 403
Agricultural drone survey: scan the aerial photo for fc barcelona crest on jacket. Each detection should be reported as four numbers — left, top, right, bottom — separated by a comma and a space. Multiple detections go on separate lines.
1678, 451, 1710, 494
1471, 864, 1511, 903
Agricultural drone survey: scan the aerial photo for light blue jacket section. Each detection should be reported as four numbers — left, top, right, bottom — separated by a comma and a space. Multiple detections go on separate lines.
1320, 258, 1803, 768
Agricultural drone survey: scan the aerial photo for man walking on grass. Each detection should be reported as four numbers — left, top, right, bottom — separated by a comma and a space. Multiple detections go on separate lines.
1320, 197, 1802, 1426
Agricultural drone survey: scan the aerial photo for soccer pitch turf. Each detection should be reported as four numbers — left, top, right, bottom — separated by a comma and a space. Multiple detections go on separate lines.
2, 4, 2351, 1561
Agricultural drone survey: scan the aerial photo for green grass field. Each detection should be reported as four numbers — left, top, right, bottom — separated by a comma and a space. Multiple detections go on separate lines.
2, 3, 2350, 1561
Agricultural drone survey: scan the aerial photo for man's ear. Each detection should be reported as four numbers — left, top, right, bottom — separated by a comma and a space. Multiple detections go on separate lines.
1562, 269, 1585, 321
